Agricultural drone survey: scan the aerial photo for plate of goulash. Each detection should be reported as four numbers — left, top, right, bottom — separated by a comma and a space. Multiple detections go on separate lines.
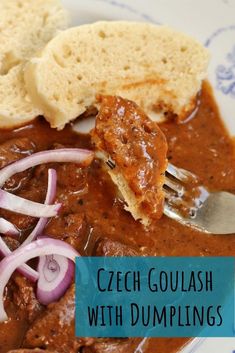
0, 0, 234, 352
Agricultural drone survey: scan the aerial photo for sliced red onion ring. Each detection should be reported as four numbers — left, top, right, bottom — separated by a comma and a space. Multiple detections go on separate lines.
37, 254, 74, 305
0, 169, 57, 282
22, 168, 57, 246
0, 237, 79, 322
0, 218, 19, 237
0, 237, 38, 282
0, 148, 94, 187
0, 189, 61, 218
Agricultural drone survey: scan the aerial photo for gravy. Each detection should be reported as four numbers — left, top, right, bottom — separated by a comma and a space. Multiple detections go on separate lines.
0, 81, 234, 353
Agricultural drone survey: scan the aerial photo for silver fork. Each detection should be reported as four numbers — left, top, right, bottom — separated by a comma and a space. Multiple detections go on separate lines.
164, 163, 235, 234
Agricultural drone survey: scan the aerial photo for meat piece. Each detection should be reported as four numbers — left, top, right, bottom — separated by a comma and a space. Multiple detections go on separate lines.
0, 210, 37, 232
56, 164, 88, 193
24, 285, 94, 353
1, 274, 41, 352
94, 238, 155, 257
34, 142, 89, 195
45, 213, 89, 254
0, 174, 44, 231
0, 318, 27, 353
92, 95, 168, 226
13, 275, 43, 323
0, 209, 37, 232
2, 237, 20, 252
0, 138, 35, 169
82, 338, 144, 353
0, 138, 35, 191
95, 238, 141, 257
34, 163, 88, 195
0, 137, 37, 231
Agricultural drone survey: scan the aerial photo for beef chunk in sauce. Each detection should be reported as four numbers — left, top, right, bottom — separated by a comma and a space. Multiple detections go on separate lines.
34, 162, 88, 195
46, 213, 89, 254
24, 285, 94, 353
1, 274, 42, 353
94, 237, 154, 257
1, 237, 20, 253
0, 138, 35, 191
0, 138, 35, 169
92, 95, 168, 224
0, 137, 38, 231
13, 275, 43, 323
95, 238, 141, 256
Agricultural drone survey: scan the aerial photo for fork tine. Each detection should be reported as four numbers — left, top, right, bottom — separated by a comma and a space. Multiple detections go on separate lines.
166, 163, 197, 182
163, 203, 182, 221
164, 176, 185, 196
163, 187, 174, 199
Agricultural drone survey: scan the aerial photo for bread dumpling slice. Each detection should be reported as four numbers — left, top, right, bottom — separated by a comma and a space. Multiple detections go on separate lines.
24, 21, 209, 130
92, 95, 168, 226
0, 0, 68, 128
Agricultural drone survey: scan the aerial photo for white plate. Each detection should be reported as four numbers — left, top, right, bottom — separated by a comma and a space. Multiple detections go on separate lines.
61, 0, 235, 351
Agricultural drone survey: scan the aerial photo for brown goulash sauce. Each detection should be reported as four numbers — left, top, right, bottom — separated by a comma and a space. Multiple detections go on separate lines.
0, 81, 234, 353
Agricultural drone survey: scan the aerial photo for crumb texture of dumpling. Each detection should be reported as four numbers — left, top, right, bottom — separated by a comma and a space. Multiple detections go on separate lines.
92, 95, 168, 225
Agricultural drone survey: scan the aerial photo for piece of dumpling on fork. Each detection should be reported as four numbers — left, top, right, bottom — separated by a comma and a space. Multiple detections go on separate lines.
91, 95, 168, 226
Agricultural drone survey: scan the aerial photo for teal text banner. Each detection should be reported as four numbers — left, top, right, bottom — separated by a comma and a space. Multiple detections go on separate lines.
75, 257, 234, 337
